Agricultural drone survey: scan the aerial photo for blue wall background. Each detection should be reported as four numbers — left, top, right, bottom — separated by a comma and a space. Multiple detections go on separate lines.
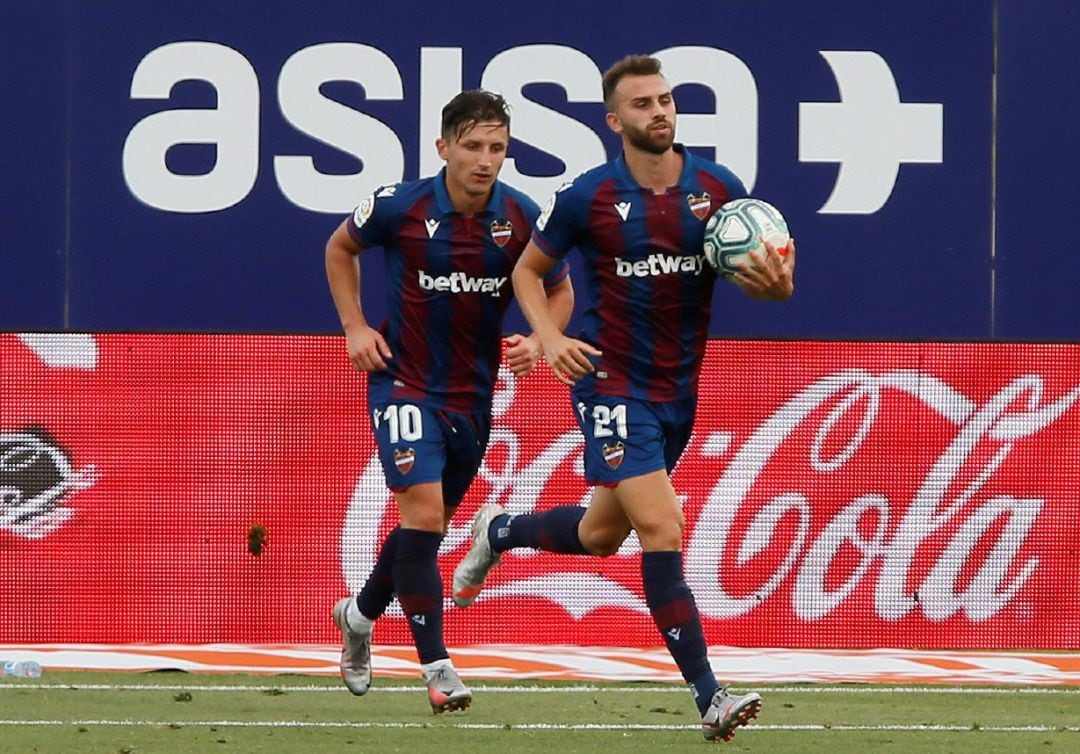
2, 1, 1077, 340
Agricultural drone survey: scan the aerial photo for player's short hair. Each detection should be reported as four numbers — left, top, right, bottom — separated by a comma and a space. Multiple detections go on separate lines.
441, 90, 511, 141
602, 55, 664, 111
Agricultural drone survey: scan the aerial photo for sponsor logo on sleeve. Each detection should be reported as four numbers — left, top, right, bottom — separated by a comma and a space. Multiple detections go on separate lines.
536, 181, 571, 232
352, 194, 375, 229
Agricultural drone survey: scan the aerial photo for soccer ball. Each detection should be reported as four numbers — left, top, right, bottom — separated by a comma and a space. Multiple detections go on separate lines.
702, 198, 790, 277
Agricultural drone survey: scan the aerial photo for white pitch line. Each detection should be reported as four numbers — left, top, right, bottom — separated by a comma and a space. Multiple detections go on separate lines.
1, 683, 1079, 695
0, 719, 1077, 733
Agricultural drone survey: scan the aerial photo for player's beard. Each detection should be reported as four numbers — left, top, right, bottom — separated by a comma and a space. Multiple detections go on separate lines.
623, 119, 675, 155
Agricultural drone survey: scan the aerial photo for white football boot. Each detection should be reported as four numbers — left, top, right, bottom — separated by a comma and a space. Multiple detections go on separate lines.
700, 687, 762, 742
332, 597, 372, 696
423, 662, 473, 714
451, 504, 504, 608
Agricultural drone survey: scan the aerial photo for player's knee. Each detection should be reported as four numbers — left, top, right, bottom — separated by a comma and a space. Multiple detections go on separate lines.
581, 527, 629, 557
586, 538, 623, 557
635, 518, 684, 551
399, 507, 445, 533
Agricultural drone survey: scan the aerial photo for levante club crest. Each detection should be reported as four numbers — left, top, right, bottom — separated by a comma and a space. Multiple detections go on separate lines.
490, 220, 513, 247
394, 448, 416, 474
687, 193, 712, 220
602, 441, 625, 469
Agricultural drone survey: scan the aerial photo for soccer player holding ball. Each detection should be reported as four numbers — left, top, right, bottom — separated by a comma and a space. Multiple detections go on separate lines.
325, 90, 573, 713
453, 56, 794, 742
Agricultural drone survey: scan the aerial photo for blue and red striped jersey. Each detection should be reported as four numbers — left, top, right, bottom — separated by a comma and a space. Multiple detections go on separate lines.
532, 146, 746, 402
346, 168, 568, 414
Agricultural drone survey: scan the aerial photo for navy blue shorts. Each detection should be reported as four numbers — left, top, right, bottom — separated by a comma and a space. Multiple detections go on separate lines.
370, 401, 491, 507
571, 392, 696, 486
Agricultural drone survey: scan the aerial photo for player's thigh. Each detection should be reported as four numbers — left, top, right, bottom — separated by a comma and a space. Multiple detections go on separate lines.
393, 481, 446, 532
579, 486, 632, 556
612, 468, 684, 551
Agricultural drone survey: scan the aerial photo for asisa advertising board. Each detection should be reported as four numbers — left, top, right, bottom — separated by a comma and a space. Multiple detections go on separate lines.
10, 1, 1080, 339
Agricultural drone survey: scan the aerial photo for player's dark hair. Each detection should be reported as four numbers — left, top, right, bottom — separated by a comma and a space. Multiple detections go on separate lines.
602, 55, 663, 111
441, 90, 511, 141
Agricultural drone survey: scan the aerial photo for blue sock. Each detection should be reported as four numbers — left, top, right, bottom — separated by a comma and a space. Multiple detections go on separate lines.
642, 551, 718, 715
356, 526, 400, 620
489, 506, 588, 554
393, 528, 447, 665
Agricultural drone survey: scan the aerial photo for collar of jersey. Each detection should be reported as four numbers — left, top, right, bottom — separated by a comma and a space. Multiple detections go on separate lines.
613, 143, 693, 193
432, 167, 505, 216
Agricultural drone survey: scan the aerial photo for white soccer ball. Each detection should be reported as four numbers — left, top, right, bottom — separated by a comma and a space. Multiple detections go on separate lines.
703, 198, 790, 277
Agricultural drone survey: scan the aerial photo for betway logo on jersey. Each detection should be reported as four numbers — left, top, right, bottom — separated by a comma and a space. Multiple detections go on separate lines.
614, 253, 707, 278
417, 270, 508, 297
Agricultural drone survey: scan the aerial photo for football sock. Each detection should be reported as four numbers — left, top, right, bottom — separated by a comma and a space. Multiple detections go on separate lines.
344, 599, 374, 635
642, 550, 718, 715
488, 506, 589, 554
355, 525, 401, 621
394, 528, 448, 665
420, 658, 454, 677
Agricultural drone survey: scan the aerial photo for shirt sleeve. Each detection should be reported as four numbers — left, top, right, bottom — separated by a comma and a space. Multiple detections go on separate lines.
542, 259, 571, 288
719, 166, 749, 202
531, 180, 585, 261
344, 185, 398, 249
513, 186, 572, 286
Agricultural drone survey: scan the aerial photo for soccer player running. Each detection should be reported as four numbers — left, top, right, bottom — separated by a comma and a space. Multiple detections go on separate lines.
452, 56, 795, 742
325, 90, 573, 714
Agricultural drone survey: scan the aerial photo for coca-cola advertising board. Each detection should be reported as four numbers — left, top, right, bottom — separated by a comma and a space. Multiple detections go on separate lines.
2, 333, 1078, 650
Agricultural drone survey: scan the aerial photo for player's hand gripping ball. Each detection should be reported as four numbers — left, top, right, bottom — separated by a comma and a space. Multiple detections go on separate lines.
703, 198, 790, 277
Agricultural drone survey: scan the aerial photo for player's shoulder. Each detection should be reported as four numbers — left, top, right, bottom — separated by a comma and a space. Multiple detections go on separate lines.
683, 149, 747, 196
537, 163, 613, 215
354, 177, 434, 224
533, 162, 619, 234
495, 180, 542, 218
348, 177, 435, 235
565, 161, 618, 195
369, 176, 435, 210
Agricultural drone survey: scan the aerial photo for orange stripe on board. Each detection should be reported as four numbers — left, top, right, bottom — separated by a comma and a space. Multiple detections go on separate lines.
909, 657, 983, 671
452, 655, 568, 673
1022, 656, 1080, 672
375, 647, 421, 662
593, 654, 684, 672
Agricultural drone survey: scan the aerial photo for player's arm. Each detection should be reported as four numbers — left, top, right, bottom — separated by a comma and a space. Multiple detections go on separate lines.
731, 237, 797, 301
504, 274, 574, 377
325, 220, 393, 371
512, 242, 601, 386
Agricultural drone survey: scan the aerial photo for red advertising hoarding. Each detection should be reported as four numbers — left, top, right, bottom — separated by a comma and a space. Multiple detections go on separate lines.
2, 334, 1077, 650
